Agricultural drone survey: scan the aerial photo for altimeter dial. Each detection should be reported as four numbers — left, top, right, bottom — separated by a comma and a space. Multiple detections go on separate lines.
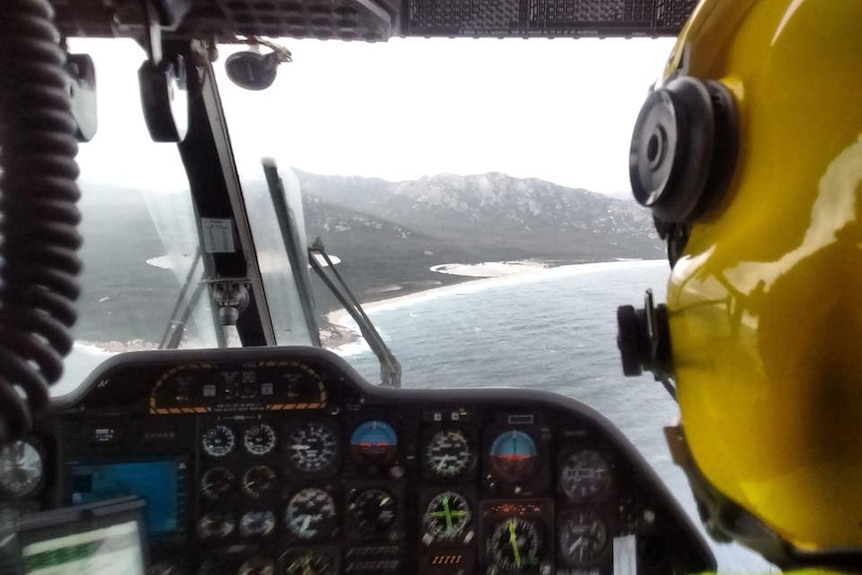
424, 429, 474, 479
243, 423, 277, 456
488, 517, 542, 573
559, 449, 612, 502
286, 422, 339, 474
423, 491, 471, 542
285, 487, 337, 540
559, 510, 609, 565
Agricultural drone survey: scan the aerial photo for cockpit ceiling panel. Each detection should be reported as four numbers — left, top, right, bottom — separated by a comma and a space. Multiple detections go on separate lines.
51, 0, 694, 41
52, 0, 396, 42
404, 0, 697, 38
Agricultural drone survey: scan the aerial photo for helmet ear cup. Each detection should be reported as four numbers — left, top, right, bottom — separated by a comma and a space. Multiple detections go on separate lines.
629, 77, 738, 223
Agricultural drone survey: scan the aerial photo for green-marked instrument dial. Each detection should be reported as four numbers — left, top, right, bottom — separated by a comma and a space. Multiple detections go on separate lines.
488, 517, 541, 572
423, 491, 471, 541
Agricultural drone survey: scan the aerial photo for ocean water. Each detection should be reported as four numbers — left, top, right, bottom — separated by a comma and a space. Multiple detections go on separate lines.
334, 260, 776, 574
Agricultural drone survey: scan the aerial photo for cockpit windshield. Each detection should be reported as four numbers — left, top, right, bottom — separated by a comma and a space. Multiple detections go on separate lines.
55, 35, 774, 572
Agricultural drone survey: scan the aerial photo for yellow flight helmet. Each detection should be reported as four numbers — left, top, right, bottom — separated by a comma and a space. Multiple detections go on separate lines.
617, 0, 862, 570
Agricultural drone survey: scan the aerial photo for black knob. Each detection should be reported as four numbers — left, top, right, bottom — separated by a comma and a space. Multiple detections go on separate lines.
617, 305, 648, 376
616, 290, 672, 379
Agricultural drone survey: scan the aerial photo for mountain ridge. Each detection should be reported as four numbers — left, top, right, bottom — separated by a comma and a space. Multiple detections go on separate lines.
297, 170, 665, 310
297, 169, 662, 260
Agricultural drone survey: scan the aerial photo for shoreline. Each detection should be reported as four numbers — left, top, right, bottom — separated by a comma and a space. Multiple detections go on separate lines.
319, 258, 554, 349
319, 258, 660, 351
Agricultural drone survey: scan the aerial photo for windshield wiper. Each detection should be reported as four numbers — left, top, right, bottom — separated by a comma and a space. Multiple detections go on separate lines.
309, 240, 402, 388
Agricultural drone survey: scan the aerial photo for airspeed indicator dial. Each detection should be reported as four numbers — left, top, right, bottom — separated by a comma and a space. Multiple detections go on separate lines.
424, 429, 474, 479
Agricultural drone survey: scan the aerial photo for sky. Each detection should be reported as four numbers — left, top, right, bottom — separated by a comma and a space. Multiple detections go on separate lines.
72, 36, 675, 196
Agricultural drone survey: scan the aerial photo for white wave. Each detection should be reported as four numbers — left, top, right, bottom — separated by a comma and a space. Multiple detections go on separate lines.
430, 260, 547, 278
145, 254, 195, 270
330, 337, 369, 358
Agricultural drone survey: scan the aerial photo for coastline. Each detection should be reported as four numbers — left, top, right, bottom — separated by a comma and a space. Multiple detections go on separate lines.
319, 258, 658, 351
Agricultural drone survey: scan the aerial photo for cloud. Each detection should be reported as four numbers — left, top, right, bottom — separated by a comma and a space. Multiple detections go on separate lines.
71, 36, 674, 195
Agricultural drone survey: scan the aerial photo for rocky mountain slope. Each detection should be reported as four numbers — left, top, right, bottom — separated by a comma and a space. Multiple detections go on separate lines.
298, 170, 663, 261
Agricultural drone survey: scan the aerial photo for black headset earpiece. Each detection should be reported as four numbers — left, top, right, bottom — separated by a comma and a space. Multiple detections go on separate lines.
629, 76, 738, 224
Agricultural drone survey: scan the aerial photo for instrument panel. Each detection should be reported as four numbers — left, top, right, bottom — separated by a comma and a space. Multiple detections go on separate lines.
2, 347, 715, 575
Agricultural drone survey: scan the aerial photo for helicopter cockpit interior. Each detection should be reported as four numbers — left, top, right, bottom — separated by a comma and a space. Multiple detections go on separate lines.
0, 1, 718, 574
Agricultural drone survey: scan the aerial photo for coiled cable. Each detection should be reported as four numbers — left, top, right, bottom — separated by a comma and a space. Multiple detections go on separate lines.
0, 0, 82, 445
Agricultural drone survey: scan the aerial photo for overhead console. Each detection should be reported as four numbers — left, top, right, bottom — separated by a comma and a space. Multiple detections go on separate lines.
50, 0, 695, 41
2, 347, 714, 575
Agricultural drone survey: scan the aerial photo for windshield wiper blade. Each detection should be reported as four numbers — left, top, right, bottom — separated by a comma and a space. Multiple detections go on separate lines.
309, 240, 402, 388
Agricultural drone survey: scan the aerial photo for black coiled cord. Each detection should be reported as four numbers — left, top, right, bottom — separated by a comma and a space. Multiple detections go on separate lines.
0, 0, 82, 446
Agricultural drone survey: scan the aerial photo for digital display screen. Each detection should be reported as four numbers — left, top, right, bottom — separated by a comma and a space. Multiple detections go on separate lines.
69, 461, 184, 536
22, 520, 143, 575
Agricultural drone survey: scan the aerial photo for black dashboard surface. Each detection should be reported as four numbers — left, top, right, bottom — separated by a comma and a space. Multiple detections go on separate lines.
2, 346, 714, 575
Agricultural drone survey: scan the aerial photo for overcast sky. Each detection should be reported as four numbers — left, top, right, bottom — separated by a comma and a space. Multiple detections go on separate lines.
73, 36, 674, 196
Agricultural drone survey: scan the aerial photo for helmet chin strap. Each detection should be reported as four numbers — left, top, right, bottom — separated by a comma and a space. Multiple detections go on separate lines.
665, 425, 862, 572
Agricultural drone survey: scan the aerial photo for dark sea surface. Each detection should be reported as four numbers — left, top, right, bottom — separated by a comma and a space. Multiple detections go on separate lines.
333, 260, 776, 574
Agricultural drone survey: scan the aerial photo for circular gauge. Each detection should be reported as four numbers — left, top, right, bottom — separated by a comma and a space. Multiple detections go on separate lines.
202, 424, 236, 458
242, 465, 277, 498
285, 421, 340, 474
559, 510, 609, 566
243, 423, 277, 456
200, 467, 236, 501
238, 557, 274, 575
559, 450, 612, 502
489, 430, 538, 482
239, 510, 276, 537
488, 517, 542, 572
350, 421, 397, 465
0, 440, 43, 498
423, 491, 471, 542
346, 488, 397, 539
197, 512, 235, 539
278, 549, 335, 575
424, 429, 474, 479
285, 487, 338, 540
